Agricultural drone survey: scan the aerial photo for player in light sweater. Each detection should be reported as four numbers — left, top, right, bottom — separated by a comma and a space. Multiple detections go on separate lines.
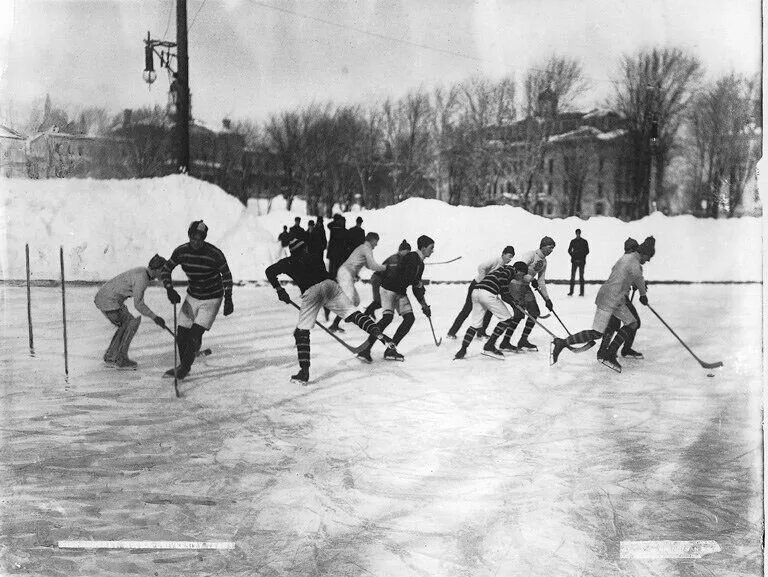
328, 232, 387, 332
494, 236, 556, 352
446, 246, 515, 339
94, 254, 167, 369
552, 237, 654, 372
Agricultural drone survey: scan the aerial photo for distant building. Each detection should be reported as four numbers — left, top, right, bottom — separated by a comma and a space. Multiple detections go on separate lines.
487, 108, 633, 220
27, 129, 128, 179
0, 125, 27, 178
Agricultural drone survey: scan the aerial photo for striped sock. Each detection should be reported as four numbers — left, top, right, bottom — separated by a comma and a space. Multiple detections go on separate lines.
293, 329, 310, 368
606, 326, 632, 357
520, 318, 535, 341
487, 320, 509, 348
461, 327, 477, 350
566, 329, 601, 345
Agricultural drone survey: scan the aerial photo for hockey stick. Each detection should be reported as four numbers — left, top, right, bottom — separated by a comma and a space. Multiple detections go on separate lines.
646, 304, 723, 369
288, 300, 369, 354
427, 316, 442, 347
508, 300, 594, 353
531, 286, 550, 319
550, 308, 572, 336
425, 256, 462, 265
173, 304, 179, 398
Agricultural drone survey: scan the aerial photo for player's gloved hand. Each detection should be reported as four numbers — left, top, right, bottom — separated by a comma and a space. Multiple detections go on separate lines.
545, 298, 553, 311
421, 304, 431, 318
153, 316, 166, 329
166, 287, 181, 304
530, 279, 539, 289
223, 294, 234, 316
276, 287, 291, 304
639, 295, 649, 306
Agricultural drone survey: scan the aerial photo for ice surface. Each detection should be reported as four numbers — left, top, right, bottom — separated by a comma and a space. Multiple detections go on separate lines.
0, 282, 761, 576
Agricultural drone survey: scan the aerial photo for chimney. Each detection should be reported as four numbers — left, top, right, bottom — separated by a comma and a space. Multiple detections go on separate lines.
222, 118, 231, 131
123, 109, 132, 128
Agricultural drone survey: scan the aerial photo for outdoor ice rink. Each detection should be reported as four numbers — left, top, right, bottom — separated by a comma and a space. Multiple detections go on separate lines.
0, 282, 762, 576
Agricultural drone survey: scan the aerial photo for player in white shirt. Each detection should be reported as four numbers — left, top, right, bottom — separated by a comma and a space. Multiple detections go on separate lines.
329, 232, 387, 332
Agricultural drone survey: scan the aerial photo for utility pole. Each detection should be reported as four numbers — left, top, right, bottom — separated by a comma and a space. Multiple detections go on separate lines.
176, 0, 190, 174
142, 0, 191, 175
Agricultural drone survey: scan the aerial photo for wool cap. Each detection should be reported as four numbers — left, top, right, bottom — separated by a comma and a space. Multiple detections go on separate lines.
148, 254, 166, 270
624, 237, 639, 253
398, 239, 411, 251
188, 220, 208, 239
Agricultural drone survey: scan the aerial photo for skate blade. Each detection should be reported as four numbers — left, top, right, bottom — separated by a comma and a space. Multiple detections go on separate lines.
356, 356, 373, 364
383, 357, 405, 362
481, 351, 505, 360
598, 359, 622, 373
115, 365, 138, 371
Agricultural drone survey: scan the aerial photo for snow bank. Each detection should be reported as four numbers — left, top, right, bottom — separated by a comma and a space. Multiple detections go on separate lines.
0, 176, 762, 282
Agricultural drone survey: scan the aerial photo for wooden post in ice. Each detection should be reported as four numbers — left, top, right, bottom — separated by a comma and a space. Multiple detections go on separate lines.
60, 246, 69, 377
25, 243, 34, 354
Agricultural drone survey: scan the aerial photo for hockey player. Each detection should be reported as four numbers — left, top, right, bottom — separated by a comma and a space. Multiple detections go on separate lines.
446, 246, 516, 339
495, 236, 556, 352
454, 261, 528, 360
94, 254, 167, 369
328, 232, 387, 332
356, 235, 434, 362
363, 239, 411, 319
552, 236, 655, 372
265, 236, 398, 383
326, 214, 347, 279
162, 220, 234, 380
596, 237, 652, 360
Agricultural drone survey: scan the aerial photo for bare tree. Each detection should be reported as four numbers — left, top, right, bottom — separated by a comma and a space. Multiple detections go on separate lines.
429, 85, 461, 204
687, 73, 761, 217
110, 106, 173, 178
562, 152, 590, 215
510, 56, 588, 211
611, 47, 702, 217
265, 110, 303, 210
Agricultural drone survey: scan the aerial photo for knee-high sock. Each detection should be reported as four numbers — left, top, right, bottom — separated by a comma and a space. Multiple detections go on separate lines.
621, 325, 638, 352
486, 319, 510, 348
607, 326, 633, 357
566, 329, 602, 346
294, 328, 310, 369
599, 316, 620, 354
363, 301, 380, 318
176, 326, 192, 367
182, 324, 206, 369
519, 317, 535, 342
345, 310, 381, 337
461, 326, 477, 350
392, 313, 415, 345
481, 310, 493, 331
503, 313, 523, 342
361, 311, 393, 349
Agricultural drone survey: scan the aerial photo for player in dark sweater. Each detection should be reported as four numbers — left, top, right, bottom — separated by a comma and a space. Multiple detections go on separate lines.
363, 239, 411, 319
162, 220, 234, 379
265, 237, 399, 384
357, 235, 434, 362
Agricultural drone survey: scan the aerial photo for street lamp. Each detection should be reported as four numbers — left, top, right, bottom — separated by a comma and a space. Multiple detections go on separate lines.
143, 32, 157, 85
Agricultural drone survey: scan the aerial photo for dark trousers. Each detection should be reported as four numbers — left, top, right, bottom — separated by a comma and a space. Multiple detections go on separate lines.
448, 281, 491, 336
569, 260, 585, 295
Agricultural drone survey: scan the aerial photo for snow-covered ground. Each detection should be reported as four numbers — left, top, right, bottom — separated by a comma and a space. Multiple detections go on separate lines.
1, 175, 762, 282
0, 282, 762, 576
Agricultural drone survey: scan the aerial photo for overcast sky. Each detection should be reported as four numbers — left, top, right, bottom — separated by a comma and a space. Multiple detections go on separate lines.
0, 0, 761, 129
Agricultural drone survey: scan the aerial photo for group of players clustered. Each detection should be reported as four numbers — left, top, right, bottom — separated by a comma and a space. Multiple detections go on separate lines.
94, 214, 656, 384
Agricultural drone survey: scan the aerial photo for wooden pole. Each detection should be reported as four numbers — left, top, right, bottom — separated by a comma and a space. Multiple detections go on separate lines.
25, 243, 34, 354
60, 246, 68, 377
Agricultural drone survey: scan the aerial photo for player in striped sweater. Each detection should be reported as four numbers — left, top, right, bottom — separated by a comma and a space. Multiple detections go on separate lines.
454, 260, 527, 360
161, 220, 234, 380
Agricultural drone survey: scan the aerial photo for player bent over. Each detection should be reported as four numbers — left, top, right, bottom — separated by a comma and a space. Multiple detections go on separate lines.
454, 260, 526, 360
552, 237, 655, 372
363, 239, 411, 319
94, 254, 167, 369
265, 237, 399, 384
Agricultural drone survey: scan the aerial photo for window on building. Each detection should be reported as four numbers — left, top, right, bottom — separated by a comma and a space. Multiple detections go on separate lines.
599, 157, 605, 172
595, 203, 604, 215
548, 158, 554, 174
506, 181, 512, 194
597, 183, 603, 198
547, 203, 554, 215
563, 181, 569, 197
547, 181, 553, 196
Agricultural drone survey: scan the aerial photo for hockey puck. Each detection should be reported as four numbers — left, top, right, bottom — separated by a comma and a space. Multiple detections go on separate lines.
707, 373, 715, 377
